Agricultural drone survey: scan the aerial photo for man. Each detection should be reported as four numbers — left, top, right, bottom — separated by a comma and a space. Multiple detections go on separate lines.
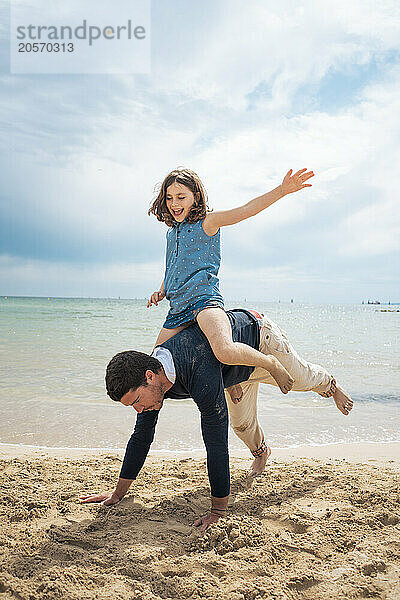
80, 309, 353, 530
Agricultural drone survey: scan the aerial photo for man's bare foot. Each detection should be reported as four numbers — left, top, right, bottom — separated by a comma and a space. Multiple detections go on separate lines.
248, 445, 271, 478
266, 356, 294, 394
333, 385, 353, 415
226, 384, 243, 404
193, 512, 222, 531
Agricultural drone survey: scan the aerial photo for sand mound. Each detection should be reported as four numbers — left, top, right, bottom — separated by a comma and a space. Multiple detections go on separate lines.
1, 454, 399, 599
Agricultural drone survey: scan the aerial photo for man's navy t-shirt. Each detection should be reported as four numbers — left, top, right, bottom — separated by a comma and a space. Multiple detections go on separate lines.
163, 309, 260, 399
119, 309, 260, 497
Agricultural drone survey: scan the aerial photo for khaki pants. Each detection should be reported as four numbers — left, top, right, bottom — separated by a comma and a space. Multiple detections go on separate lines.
226, 315, 333, 454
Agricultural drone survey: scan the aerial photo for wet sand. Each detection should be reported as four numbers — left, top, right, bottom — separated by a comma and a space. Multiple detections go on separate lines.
1, 444, 400, 599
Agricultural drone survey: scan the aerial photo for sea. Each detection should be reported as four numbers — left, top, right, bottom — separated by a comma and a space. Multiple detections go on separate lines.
0, 296, 399, 454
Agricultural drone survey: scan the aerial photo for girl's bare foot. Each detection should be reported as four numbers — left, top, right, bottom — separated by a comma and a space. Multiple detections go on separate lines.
333, 385, 353, 415
266, 356, 294, 394
248, 445, 271, 477
226, 384, 243, 404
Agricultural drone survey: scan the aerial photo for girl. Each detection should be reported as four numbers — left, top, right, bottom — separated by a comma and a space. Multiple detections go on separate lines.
147, 167, 314, 395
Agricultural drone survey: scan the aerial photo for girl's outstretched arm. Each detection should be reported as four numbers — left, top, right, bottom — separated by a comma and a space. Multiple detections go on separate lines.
203, 168, 314, 236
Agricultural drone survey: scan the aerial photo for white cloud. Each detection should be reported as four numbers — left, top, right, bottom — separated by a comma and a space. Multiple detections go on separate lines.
152, 0, 400, 110
1, 0, 399, 299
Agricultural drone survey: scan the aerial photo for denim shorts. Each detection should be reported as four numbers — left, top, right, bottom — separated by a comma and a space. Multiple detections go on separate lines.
163, 298, 225, 329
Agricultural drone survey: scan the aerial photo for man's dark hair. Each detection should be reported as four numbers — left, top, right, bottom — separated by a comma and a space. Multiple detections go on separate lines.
105, 350, 162, 402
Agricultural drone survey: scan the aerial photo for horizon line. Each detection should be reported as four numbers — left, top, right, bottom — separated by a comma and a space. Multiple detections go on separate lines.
1, 295, 398, 305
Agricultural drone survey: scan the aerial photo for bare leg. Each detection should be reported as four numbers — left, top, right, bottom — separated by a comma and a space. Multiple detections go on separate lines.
153, 326, 188, 349
196, 308, 294, 394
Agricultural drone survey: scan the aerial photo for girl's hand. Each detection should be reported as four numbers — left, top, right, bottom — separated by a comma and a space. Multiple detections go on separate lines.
147, 289, 166, 308
281, 168, 314, 195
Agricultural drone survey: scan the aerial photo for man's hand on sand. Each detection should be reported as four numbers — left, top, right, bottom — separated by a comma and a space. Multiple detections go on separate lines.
79, 492, 120, 506
194, 512, 221, 531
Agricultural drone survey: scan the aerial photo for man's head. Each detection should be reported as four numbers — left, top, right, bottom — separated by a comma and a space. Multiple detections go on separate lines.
105, 351, 168, 413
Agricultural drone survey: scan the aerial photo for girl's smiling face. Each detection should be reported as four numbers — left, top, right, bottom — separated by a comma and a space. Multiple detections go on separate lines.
166, 182, 197, 222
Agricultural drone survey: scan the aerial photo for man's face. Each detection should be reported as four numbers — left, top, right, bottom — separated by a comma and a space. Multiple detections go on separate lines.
120, 370, 165, 413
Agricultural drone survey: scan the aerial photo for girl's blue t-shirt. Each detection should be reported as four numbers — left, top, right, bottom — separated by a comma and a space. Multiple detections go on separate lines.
164, 218, 223, 317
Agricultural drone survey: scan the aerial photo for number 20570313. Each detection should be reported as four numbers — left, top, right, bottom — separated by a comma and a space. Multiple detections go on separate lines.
18, 42, 74, 52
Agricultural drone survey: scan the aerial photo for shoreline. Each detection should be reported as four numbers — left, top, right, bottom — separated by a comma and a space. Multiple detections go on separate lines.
1, 440, 400, 469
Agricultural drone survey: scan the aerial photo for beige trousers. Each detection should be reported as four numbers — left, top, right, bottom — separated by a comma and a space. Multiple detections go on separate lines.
226, 315, 333, 454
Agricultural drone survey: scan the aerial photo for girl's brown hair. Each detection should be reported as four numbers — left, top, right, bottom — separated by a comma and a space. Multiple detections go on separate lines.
148, 167, 211, 227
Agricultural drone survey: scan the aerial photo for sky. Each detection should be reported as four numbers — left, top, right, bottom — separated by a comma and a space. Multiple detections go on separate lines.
1, 0, 399, 303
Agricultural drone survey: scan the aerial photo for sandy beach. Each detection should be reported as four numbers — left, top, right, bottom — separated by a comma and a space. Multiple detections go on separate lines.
1, 443, 399, 600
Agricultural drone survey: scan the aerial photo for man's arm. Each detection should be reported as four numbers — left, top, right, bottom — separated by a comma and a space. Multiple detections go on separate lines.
119, 410, 159, 478
79, 410, 159, 505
